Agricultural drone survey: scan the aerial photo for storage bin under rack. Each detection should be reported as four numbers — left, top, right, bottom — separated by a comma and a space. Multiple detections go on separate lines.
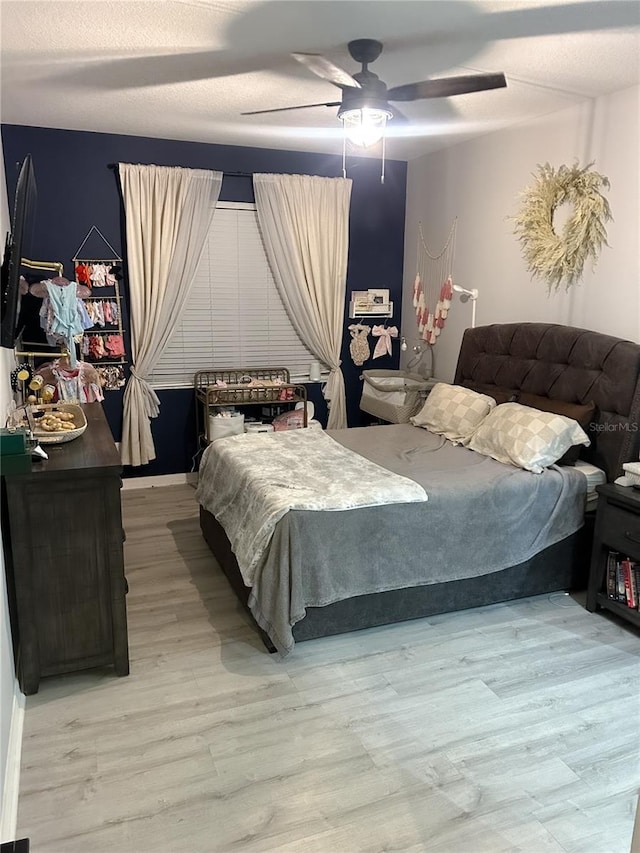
194, 367, 308, 445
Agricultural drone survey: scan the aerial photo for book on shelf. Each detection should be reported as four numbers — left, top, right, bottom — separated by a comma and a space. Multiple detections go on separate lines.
630, 563, 637, 607
606, 550, 619, 600
606, 550, 640, 609
622, 559, 634, 608
616, 556, 626, 602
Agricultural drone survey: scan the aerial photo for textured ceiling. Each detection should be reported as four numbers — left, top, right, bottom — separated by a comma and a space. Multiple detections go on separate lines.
1, 0, 639, 160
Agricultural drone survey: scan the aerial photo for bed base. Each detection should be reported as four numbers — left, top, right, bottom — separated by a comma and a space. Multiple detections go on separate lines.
200, 507, 593, 652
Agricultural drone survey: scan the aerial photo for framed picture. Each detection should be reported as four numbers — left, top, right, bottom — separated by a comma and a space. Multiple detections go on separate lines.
368, 288, 390, 306
349, 288, 393, 317
351, 290, 371, 313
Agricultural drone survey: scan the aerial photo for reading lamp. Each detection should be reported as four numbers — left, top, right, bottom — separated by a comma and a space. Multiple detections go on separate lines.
453, 285, 479, 328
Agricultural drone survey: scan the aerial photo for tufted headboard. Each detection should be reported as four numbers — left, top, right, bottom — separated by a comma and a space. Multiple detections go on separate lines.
454, 323, 640, 482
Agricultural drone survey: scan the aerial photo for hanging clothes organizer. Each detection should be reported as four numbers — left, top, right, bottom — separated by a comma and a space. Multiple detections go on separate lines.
73, 226, 127, 390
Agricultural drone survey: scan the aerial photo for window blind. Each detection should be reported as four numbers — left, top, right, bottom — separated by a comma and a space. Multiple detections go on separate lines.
149, 203, 318, 387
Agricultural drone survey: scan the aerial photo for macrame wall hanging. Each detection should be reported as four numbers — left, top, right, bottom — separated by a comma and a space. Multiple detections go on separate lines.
413, 218, 457, 345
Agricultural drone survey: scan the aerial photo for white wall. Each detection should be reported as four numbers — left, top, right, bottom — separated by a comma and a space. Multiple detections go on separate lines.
0, 137, 23, 843
401, 85, 640, 381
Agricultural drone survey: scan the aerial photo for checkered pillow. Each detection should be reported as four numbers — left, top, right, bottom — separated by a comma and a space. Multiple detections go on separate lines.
411, 383, 496, 444
467, 402, 591, 473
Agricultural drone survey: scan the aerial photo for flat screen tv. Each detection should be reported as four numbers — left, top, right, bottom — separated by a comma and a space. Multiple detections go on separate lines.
1, 153, 37, 349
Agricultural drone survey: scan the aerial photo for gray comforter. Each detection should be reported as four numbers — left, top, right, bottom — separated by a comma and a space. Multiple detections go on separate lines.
195, 429, 427, 586
198, 424, 587, 656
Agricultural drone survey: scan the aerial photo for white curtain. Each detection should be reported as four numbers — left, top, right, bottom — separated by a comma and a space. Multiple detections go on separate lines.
253, 173, 352, 429
118, 163, 223, 466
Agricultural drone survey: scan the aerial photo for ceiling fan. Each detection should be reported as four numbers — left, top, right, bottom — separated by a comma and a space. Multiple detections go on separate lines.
242, 38, 506, 146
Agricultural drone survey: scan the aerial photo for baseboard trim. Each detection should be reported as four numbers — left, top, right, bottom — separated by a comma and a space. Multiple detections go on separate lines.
121, 472, 197, 491
0, 683, 25, 844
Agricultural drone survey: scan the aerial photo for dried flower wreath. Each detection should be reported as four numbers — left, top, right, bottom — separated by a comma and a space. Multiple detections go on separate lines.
513, 162, 612, 292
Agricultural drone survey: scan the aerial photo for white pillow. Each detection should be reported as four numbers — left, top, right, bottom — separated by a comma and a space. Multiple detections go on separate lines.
410, 383, 496, 444
467, 402, 591, 474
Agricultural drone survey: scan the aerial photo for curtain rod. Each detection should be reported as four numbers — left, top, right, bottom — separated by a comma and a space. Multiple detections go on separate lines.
107, 164, 253, 178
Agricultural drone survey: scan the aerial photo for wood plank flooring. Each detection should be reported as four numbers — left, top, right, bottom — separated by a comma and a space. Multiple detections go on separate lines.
16, 484, 640, 852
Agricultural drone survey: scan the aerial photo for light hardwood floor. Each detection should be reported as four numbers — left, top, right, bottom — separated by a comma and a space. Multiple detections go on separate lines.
16, 484, 640, 853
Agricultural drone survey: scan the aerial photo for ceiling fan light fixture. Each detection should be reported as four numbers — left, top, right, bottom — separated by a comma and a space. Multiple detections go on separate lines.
339, 106, 393, 148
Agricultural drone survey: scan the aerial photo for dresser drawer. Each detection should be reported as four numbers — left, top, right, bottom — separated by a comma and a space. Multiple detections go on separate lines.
598, 501, 640, 559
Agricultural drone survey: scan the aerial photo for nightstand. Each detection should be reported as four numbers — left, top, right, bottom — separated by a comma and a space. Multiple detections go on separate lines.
586, 483, 640, 628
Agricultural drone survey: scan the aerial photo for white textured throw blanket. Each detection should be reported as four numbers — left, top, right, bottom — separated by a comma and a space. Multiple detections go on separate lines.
196, 429, 428, 586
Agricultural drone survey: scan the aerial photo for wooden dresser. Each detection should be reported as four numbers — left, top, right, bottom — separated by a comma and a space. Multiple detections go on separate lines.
1, 403, 129, 694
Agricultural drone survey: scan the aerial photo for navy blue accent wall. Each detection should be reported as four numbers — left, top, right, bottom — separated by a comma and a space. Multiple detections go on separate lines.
2, 124, 407, 475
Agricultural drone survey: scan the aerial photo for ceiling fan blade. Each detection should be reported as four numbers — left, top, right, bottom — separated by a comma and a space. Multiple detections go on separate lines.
388, 73, 506, 102
477, 1, 640, 41
292, 53, 361, 89
242, 102, 341, 116
44, 49, 289, 90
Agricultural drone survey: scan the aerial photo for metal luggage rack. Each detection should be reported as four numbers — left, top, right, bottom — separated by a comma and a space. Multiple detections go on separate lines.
194, 367, 308, 446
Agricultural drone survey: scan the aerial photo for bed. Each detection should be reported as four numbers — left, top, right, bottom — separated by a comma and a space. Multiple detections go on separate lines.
197, 323, 640, 654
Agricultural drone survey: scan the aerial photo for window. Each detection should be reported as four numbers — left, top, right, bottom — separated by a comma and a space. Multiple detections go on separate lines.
149, 202, 318, 388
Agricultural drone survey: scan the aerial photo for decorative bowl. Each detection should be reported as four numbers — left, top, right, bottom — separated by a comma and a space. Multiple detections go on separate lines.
30, 403, 87, 444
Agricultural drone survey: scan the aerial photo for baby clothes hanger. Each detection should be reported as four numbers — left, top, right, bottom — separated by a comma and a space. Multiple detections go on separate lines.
372, 324, 398, 358
30, 276, 91, 299
349, 323, 371, 366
